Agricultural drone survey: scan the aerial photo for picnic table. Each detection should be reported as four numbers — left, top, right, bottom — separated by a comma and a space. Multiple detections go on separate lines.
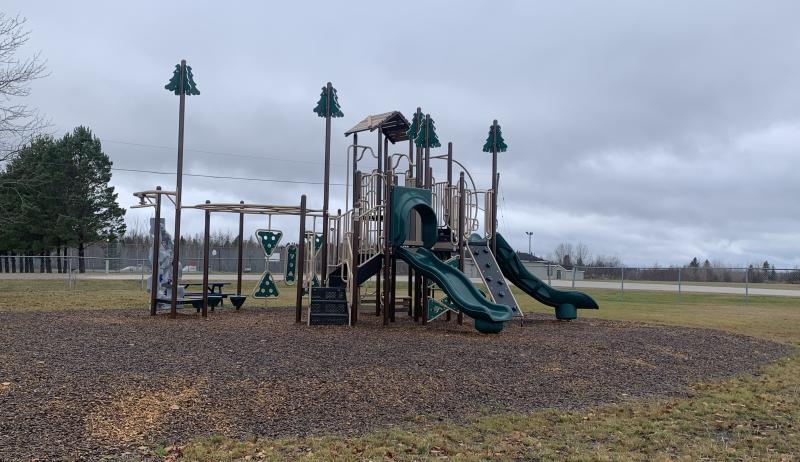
182, 281, 229, 295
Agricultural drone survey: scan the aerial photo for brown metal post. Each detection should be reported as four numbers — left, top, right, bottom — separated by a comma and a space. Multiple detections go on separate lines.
352, 133, 358, 211
296, 195, 307, 323
407, 137, 415, 311
458, 173, 466, 325
150, 186, 162, 315
170, 59, 188, 318
382, 171, 392, 326
321, 82, 333, 287
350, 172, 362, 325
202, 200, 211, 318
334, 208, 341, 267
414, 108, 423, 188
490, 119, 498, 255
424, 114, 431, 189
236, 200, 244, 296
446, 142, 453, 223
375, 128, 383, 316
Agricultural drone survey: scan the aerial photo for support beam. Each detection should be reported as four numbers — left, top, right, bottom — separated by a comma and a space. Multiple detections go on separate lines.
490, 119, 498, 255
236, 200, 244, 296
296, 195, 307, 323
350, 172, 362, 326
202, 200, 211, 318
458, 172, 466, 325
376, 128, 383, 317
170, 59, 188, 318
150, 186, 162, 316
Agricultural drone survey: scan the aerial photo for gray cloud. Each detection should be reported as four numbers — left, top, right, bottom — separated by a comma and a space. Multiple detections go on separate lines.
7, 0, 800, 266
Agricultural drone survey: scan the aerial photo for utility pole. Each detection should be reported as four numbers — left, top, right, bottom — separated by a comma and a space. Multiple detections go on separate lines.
526, 231, 534, 256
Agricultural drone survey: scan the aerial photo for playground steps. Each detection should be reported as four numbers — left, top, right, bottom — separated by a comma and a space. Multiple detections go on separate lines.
328, 253, 384, 288
466, 238, 522, 317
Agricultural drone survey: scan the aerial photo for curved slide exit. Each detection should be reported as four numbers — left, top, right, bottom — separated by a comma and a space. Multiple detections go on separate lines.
493, 233, 599, 320
395, 246, 514, 333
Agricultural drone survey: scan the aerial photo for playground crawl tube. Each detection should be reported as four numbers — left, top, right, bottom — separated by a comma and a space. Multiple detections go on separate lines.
493, 233, 599, 320
395, 246, 514, 333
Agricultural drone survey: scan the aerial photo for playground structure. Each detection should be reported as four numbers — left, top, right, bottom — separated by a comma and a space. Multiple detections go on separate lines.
134, 63, 598, 333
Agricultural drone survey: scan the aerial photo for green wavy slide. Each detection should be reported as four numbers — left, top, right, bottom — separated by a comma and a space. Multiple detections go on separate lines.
395, 246, 514, 333
494, 233, 599, 320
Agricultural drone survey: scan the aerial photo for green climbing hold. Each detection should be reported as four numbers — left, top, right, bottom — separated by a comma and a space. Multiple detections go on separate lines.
164, 63, 200, 96
284, 244, 297, 285
256, 230, 283, 257
253, 272, 280, 299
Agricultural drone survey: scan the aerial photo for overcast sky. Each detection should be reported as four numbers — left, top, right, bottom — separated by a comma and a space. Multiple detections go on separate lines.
7, 0, 800, 266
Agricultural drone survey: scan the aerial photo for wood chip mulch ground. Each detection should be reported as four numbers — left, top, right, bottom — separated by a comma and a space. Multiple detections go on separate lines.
0, 307, 793, 461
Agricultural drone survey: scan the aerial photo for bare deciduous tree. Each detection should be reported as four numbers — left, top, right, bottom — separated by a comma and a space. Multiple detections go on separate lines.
0, 13, 47, 163
574, 242, 590, 266
553, 242, 573, 266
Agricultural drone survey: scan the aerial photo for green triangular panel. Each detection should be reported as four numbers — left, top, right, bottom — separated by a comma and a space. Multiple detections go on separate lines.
482, 123, 508, 153
427, 297, 454, 322
253, 271, 280, 298
284, 244, 297, 285
311, 274, 320, 288
256, 229, 283, 257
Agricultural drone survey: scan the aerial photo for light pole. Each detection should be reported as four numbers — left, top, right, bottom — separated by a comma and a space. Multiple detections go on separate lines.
525, 231, 534, 256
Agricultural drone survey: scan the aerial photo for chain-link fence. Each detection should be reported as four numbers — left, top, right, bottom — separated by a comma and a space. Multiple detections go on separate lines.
1, 250, 798, 302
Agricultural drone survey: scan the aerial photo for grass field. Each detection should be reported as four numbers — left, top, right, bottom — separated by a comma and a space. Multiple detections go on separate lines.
1, 279, 798, 461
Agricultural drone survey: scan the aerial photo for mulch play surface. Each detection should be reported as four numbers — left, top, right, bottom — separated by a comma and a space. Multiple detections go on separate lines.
0, 307, 792, 460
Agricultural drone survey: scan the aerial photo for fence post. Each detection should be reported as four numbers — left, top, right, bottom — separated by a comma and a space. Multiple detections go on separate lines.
571, 266, 576, 288
620, 266, 624, 300
677, 267, 682, 299
547, 263, 551, 286
745, 266, 749, 305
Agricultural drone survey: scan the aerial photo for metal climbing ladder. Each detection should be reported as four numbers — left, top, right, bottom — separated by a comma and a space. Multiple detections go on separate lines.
466, 237, 522, 317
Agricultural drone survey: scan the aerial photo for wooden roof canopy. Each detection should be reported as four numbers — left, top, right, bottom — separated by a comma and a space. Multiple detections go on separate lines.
344, 111, 411, 143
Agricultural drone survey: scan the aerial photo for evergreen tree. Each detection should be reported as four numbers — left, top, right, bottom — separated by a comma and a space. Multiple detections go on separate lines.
689, 257, 699, 268
58, 126, 126, 272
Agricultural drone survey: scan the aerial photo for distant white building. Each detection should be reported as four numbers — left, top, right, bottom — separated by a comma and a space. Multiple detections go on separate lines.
463, 253, 584, 282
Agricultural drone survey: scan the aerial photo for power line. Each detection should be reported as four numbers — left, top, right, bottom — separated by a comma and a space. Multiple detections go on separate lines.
111, 167, 345, 186
102, 139, 324, 165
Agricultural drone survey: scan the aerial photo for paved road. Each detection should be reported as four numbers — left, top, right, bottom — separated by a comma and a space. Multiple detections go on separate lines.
4, 272, 800, 298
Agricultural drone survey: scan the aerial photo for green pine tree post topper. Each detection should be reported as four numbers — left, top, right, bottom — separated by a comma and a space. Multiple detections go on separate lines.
164, 63, 200, 95
413, 114, 442, 148
312, 83, 344, 118
482, 121, 508, 153
406, 110, 425, 140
